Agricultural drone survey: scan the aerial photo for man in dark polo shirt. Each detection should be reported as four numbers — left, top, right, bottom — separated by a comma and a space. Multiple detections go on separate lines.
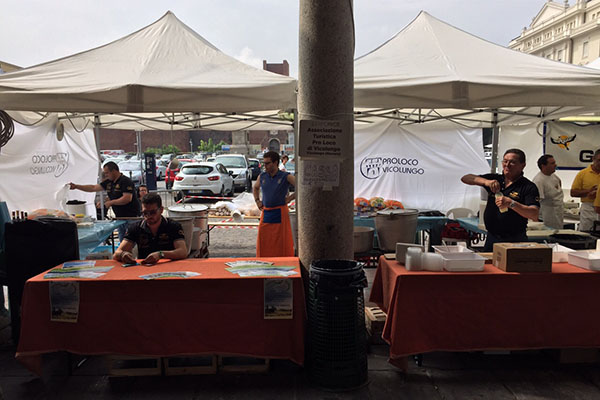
69, 161, 140, 240
113, 193, 188, 265
461, 148, 540, 251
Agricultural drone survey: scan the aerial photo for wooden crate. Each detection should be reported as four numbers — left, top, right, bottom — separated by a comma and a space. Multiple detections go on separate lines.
365, 306, 387, 332
163, 355, 217, 375
106, 355, 162, 376
217, 355, 270, 373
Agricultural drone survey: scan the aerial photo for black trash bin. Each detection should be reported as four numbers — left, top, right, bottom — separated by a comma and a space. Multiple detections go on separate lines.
307, 259, 368, 390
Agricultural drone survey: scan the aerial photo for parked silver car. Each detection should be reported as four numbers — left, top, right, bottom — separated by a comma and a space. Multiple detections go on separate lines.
215, 154, 251, 192
117, 160, 144, 183
172, 162, 234, 197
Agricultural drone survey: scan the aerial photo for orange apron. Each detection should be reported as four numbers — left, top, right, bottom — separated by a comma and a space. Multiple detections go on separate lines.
256, 204, 295, 257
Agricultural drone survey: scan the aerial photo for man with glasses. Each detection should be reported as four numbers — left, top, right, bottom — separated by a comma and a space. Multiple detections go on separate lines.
253, 151, 296, 257
571, 149, 600, 231
462, 148, 540, 251
113, 193, 187, 265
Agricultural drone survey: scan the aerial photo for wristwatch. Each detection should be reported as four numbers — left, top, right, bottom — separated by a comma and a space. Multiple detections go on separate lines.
509, 200, 517, 209
159, 251, 164, 258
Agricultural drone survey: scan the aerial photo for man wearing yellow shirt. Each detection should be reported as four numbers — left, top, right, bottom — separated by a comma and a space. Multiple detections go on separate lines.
571, 149, 600, 231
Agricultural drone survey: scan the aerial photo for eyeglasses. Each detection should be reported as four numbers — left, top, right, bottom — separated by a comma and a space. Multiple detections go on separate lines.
142, 208, 160, 217
263, 161, 273, 166
501, 159, 520, 166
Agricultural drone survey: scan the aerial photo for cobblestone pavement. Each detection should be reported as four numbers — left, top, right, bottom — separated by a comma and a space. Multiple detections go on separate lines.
208, 225, 258, 258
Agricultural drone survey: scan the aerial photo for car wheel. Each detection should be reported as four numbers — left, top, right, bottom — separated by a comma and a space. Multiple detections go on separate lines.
245, 179, 252, 192
218, 185, 225, 197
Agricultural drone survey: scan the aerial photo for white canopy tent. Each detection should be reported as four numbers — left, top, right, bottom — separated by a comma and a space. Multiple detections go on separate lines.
353, 11, 600, 171
0, 11, 296, 131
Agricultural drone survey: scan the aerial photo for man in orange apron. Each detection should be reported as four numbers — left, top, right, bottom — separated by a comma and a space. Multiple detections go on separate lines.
253, 151, 296, 257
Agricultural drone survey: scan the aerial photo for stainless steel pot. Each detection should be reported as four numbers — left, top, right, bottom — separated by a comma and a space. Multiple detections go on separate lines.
353, 226, 374, 254
167, 204, 209, 252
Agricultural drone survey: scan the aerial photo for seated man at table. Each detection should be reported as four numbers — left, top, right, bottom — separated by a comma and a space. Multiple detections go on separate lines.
113, 193, 188, 265
461, 148, 539, 252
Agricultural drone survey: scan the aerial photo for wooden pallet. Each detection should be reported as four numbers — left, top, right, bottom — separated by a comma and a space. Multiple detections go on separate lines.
365, 306, 387, 345
217, 355, 270, 373
163, 355, 217, 375
106, 355, 162, 376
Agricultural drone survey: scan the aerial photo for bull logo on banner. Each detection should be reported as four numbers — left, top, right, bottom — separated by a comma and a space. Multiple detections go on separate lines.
550, 134, 576, 150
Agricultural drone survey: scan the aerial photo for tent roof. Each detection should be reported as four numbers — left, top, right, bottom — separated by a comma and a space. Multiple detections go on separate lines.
354, 11, 600, 123
0, 11, 296, 114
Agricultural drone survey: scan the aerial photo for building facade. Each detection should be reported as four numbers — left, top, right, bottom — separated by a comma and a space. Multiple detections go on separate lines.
509, 0, 600, 65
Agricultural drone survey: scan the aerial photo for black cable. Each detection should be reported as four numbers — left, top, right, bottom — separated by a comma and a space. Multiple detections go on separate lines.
0, 110, 15, 151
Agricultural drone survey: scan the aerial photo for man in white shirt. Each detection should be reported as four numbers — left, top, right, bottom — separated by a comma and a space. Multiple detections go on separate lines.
532, 154, 564, 229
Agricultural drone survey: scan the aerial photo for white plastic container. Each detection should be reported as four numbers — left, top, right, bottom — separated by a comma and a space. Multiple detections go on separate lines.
422, 252, 444, 271
441, 252, 485, 272
567, 251, 600, 271
545, 243, 575, 263
432, 245, 473, 255
405, 247, 423, 271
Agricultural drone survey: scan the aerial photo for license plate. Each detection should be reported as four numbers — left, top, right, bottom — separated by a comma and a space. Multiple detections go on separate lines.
189, 190, 203, 194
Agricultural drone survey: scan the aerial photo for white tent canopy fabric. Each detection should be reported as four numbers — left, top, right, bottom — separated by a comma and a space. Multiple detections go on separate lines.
0, 11, 296, 116
354, 11, 600, 126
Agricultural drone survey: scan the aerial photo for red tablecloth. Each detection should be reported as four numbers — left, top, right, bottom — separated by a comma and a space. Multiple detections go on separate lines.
16, 257, 305, 375
370, 257, 600, 364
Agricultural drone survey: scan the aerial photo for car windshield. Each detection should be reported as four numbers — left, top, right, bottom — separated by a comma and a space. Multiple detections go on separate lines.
182, 165, 213, 175
249, 160, 259, 168
216, 156, 246, 168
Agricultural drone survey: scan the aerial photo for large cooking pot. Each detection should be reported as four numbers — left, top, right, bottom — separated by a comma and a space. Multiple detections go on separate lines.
375, 209, 419, 252
353, 226, 374, 254
65, 200, 87, 216
167, 204, 209, 252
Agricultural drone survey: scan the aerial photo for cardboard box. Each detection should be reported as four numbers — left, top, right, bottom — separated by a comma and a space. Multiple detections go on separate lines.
493, 242, 552, 272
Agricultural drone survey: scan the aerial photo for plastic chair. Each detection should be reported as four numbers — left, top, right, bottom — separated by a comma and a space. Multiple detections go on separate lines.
445, 208, 475, 220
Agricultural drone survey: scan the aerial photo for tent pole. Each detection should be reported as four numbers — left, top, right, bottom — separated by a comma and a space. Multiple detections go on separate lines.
491, 110, 499, 173
94, 115, 105, 220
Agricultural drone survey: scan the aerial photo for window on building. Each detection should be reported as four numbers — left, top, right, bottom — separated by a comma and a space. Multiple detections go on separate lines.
583, 41, 589, 58
557, 49, 564, 62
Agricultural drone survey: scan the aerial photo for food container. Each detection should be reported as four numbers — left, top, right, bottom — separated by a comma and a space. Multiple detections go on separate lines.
396, 242, 425, 264
544, 243, 575, 263
422, 252, 444, 271
168, 204, 209, 252
353, 226, 374, 254
441, 252, 485, 272
567, 251, 600, 271
66, 200, 87, 216
375, 209, 418, 252
432, 245, 473, 255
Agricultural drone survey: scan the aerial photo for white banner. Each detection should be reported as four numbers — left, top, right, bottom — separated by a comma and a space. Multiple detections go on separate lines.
0, 116, 98, 214
545, 122, 600, 169
354, 120, 489, 213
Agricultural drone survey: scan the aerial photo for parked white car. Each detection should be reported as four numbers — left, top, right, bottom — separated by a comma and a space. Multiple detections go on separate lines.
215, 154, 251, 192
172, 162, 234, 197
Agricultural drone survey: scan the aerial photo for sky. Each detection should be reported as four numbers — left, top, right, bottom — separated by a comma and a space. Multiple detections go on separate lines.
0, 0, 549, 78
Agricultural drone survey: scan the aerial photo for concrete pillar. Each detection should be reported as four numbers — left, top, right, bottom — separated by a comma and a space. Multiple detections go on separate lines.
297, 0, 355, 269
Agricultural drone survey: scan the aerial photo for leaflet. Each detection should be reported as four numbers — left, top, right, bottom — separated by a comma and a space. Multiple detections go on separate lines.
139, 271, 201, 280
264, 279, 293, 319
62, 260, 96, 269
225, 260, 274, 268
226, 265, 298, 277
49, 281, 79, 323
44, 266, 113, 279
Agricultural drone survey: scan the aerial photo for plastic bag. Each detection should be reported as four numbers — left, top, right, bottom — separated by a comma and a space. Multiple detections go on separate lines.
232, 192, 261, 216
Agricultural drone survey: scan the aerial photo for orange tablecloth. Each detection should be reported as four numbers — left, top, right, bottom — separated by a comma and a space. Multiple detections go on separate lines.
370, 257, 600, 364
16, 257, 305, 375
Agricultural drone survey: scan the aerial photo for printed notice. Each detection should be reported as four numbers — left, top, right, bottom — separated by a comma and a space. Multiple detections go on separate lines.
49, 281, 80, 323
298, 120, 351, 159
264, 279, 293, 319
301, 160, 340, 187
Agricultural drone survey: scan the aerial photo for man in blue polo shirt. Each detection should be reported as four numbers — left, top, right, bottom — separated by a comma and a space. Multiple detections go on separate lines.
253, 151, 296, 257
